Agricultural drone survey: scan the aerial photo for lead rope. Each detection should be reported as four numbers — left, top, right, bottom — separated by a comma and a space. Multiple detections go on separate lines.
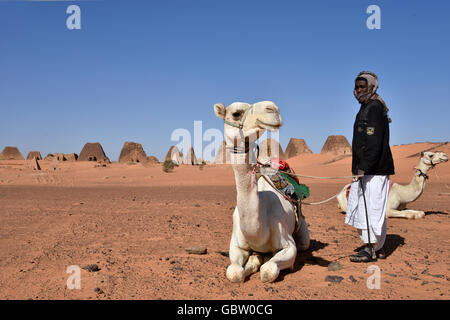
302, 193, 340, 206
278, 172, 362, 180
257, 164, 362, 180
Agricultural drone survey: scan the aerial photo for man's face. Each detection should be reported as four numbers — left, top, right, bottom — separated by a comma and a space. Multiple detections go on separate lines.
355, 79, 368, 95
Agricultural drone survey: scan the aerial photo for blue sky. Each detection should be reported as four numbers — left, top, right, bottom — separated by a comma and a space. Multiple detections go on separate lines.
1, 0, 449, 162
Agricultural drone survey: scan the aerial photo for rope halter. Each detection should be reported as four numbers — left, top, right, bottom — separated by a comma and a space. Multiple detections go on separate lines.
223, 104, 256, 155
224, 104, 254, 130
416, 168, 429, 180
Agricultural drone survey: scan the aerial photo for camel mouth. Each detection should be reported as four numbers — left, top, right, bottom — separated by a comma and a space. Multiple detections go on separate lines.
426, 158, 448, 166
433, 154, 448, 164
256, 119, 282, 130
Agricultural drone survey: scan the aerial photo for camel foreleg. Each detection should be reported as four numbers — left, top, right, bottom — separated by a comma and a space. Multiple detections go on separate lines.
226, 249, 262, 283
243, 253, 263, 276
387, 208, 425, 219
260, 236, 297, 283
226, 242, 252, 283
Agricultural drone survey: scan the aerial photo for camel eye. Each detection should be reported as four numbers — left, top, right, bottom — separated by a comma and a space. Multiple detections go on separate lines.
232, 112, 241, 119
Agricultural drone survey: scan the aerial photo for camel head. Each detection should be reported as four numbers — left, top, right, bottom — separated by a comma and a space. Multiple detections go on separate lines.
420, 151, 448, 167
214, 101, 282, 156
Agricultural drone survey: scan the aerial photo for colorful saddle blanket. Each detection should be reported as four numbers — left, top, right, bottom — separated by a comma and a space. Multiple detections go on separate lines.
268, 158, 310, 200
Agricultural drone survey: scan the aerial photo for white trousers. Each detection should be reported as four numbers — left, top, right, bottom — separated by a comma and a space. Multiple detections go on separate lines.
345, 175, 389, 250
357, 223, 386, 251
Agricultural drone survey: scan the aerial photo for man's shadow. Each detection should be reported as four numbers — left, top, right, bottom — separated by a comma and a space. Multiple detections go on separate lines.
354, 234, 405, 258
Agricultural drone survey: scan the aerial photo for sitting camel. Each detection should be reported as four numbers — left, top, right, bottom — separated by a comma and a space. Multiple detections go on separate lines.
336, 151, 448, 219
214, 101, 310, 283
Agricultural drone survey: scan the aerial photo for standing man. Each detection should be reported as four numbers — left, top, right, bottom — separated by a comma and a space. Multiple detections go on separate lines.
345, 71, 395, 262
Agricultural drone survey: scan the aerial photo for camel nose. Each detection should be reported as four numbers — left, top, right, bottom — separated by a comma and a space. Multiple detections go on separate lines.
265, 105, 278, 113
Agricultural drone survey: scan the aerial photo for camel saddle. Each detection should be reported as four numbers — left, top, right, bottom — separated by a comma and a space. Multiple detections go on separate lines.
266, 158, 310, 201
257, 158, 310, 231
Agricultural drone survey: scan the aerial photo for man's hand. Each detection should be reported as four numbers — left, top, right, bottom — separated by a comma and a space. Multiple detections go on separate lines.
353, 168, 365, 181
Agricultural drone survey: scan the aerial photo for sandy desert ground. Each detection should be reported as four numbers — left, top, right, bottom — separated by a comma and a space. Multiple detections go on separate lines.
0, 142, 448, 300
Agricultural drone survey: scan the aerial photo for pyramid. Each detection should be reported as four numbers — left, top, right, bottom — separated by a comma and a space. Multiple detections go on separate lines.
56, 153, 66, 161
44, 153, 55, 161
183, 146, 199, 165
43, 153, 78, 161
320, 135, 352, 155
146, 156, 159, 164
258, 138, 285, 160
78, 142, 110, 163
164, 146, 182, 166
284, 138, 313, 158
65, 153, 78, 161
119, 141, 147, 163
0, 146, 24, 160
26, 151, 42, 160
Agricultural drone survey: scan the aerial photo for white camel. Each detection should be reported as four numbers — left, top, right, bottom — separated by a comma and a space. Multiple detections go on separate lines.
214, 101, 310, 283
336, 151, 448, 219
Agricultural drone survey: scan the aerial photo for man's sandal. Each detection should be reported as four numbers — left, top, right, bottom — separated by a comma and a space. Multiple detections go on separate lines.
350, 248, 377, 263
376, 248, 386, 259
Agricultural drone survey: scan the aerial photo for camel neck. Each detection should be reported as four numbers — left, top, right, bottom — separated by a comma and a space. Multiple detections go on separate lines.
233, 163, 257, 195
413, 162, 431, 182
409, 162, 431, 195
232, 163, 261, 234
416, 162, 431, 174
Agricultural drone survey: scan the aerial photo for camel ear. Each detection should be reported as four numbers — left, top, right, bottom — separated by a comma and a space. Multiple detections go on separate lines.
214, 103, 226, 119
420, 152, 424, 157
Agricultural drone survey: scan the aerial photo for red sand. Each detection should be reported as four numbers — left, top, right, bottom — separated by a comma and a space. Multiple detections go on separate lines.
0, 143, 448, 299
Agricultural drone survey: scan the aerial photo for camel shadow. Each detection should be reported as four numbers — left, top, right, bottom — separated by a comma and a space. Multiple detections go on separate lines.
354, 234, 405, 259
425, 211, 448, 216
276, 239, 330, 282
